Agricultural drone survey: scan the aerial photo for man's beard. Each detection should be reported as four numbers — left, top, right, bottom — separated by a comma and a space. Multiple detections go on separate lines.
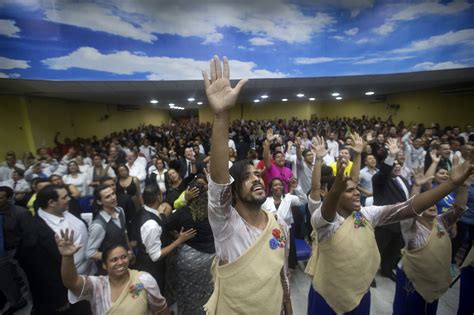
239, 193, 266, 210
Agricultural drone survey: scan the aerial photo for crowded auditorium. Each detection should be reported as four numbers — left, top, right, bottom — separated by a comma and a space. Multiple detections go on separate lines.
1, 1, 474, 315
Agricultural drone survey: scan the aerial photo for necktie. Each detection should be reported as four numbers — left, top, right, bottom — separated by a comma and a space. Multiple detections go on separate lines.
187, 162, 191, 177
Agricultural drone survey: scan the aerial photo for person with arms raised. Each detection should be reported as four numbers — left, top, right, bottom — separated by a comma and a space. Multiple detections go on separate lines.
202, 56, 291, 314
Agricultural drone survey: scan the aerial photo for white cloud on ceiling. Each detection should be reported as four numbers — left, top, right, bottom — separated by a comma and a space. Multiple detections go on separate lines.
0, 56, 29, 69
44, 3, 157, 43
413, 61, 468, 71
354, 55, 415, 65
0, 72, 21, 78
249, 37, 274, 46
0, 19, 20, 37
294, 57, 356, 64
38, 0, 334, 44
373, 1, 471, 36
393, 28, 474, 53
355, 38, 370, 44
344, 27, 359, 36
42, 47, 286, 79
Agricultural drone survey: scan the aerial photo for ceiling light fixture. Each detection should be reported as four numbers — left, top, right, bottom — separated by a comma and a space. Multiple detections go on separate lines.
254, 99, 260, 103
197, 101, 203, 105
331, 92, 340, 97
296, 93, 304, 98
261, 95, 268, 99
309, 97, 316, 101
282, 98, 288, 102
365, 91, 375, 95
336, 96, 342, 100
187, 97, 195, 102
168, 103, 175, 107
150, 99, 158, 104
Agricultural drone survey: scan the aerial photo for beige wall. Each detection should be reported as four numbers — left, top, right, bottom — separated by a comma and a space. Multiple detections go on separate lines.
1, 87, 472, 159
0, 95, 169, 158
198, 88, 474, 127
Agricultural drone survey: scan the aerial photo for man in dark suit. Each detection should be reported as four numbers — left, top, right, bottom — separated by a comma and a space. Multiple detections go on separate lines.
18, 185, 91, 315
0, 186, 30, 314
178, 147, 203, 180
372, 138, 410, 281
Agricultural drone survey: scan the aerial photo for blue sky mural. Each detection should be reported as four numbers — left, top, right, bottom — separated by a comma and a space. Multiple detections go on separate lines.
0, 0, 473, 80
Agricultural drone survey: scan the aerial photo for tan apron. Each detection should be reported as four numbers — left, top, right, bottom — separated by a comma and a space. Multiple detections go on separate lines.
306, 213, 380, 314
401, 222, 452, 303
204, 211, 285, 314
107, 269, 150, 315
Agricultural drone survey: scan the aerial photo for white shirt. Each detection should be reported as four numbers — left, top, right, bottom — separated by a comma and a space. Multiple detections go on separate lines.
208, 176, 290, 264
262, 194, 302, 226
151, 170, 168, 193
0, 178, 31, 193
359, 167, 378, 196
140, 145, 156, 162
140, 205, 164, 262
296, 159, 313, 195
0, 161, 25, 181
38, 209, 95, 274
326, 139, 339, 159
127, 161, 147, 192
63, 173, 88, 196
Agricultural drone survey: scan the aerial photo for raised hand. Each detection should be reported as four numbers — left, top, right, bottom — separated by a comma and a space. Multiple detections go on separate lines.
311, 135, 328, 159
412, 167, 434, 186
203, 56, 248, 115
450, 154, 474, 186
387, 138, 400, 157
347, 132, 365, 154
366, 132, 374, 143
332, 158, 351, 192
266, 128, 277, 143
55, 229, 82, 257
430, 149, 441, 163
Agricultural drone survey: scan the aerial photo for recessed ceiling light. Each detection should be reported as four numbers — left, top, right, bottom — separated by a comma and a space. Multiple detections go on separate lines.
169, 103, 175, 107
336, 96, 342, 100
365, 91, 375, 96
197, 101, 203, 105
309, 97, 316, 101
261, 95, 268, 99
187, 97, 195, 102
254, 99, 260, 103
282, 98, 288, 102
150, 99, 158, 104
332, 92, 340, 97
296, 93, 305, 98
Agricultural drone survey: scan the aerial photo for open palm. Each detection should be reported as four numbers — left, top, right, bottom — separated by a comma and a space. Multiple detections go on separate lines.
203, 56, 247, 114
311, 136, 328, 158
55, 229, 82, 257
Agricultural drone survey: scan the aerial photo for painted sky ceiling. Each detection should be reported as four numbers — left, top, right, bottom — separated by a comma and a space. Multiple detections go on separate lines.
0, 0, 473, 81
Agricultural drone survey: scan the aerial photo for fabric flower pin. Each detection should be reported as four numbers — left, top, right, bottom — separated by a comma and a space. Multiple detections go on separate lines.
129, 282, 145, 299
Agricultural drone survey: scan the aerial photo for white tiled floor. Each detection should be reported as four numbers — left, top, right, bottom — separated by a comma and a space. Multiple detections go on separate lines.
290, 262, 460, 315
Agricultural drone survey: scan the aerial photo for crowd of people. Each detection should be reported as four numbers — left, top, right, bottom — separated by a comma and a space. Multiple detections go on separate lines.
1, 56, 473, 315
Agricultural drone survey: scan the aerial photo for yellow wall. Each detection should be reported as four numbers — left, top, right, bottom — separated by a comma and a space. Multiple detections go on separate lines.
313, 89, 474, 127
0, 96, 34, 159
0, 95, 169, 158
199, 88, 474, 127
198, 101, 318, 122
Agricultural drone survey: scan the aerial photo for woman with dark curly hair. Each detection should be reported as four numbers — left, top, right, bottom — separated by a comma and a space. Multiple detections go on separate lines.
165, 176, 215, 314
